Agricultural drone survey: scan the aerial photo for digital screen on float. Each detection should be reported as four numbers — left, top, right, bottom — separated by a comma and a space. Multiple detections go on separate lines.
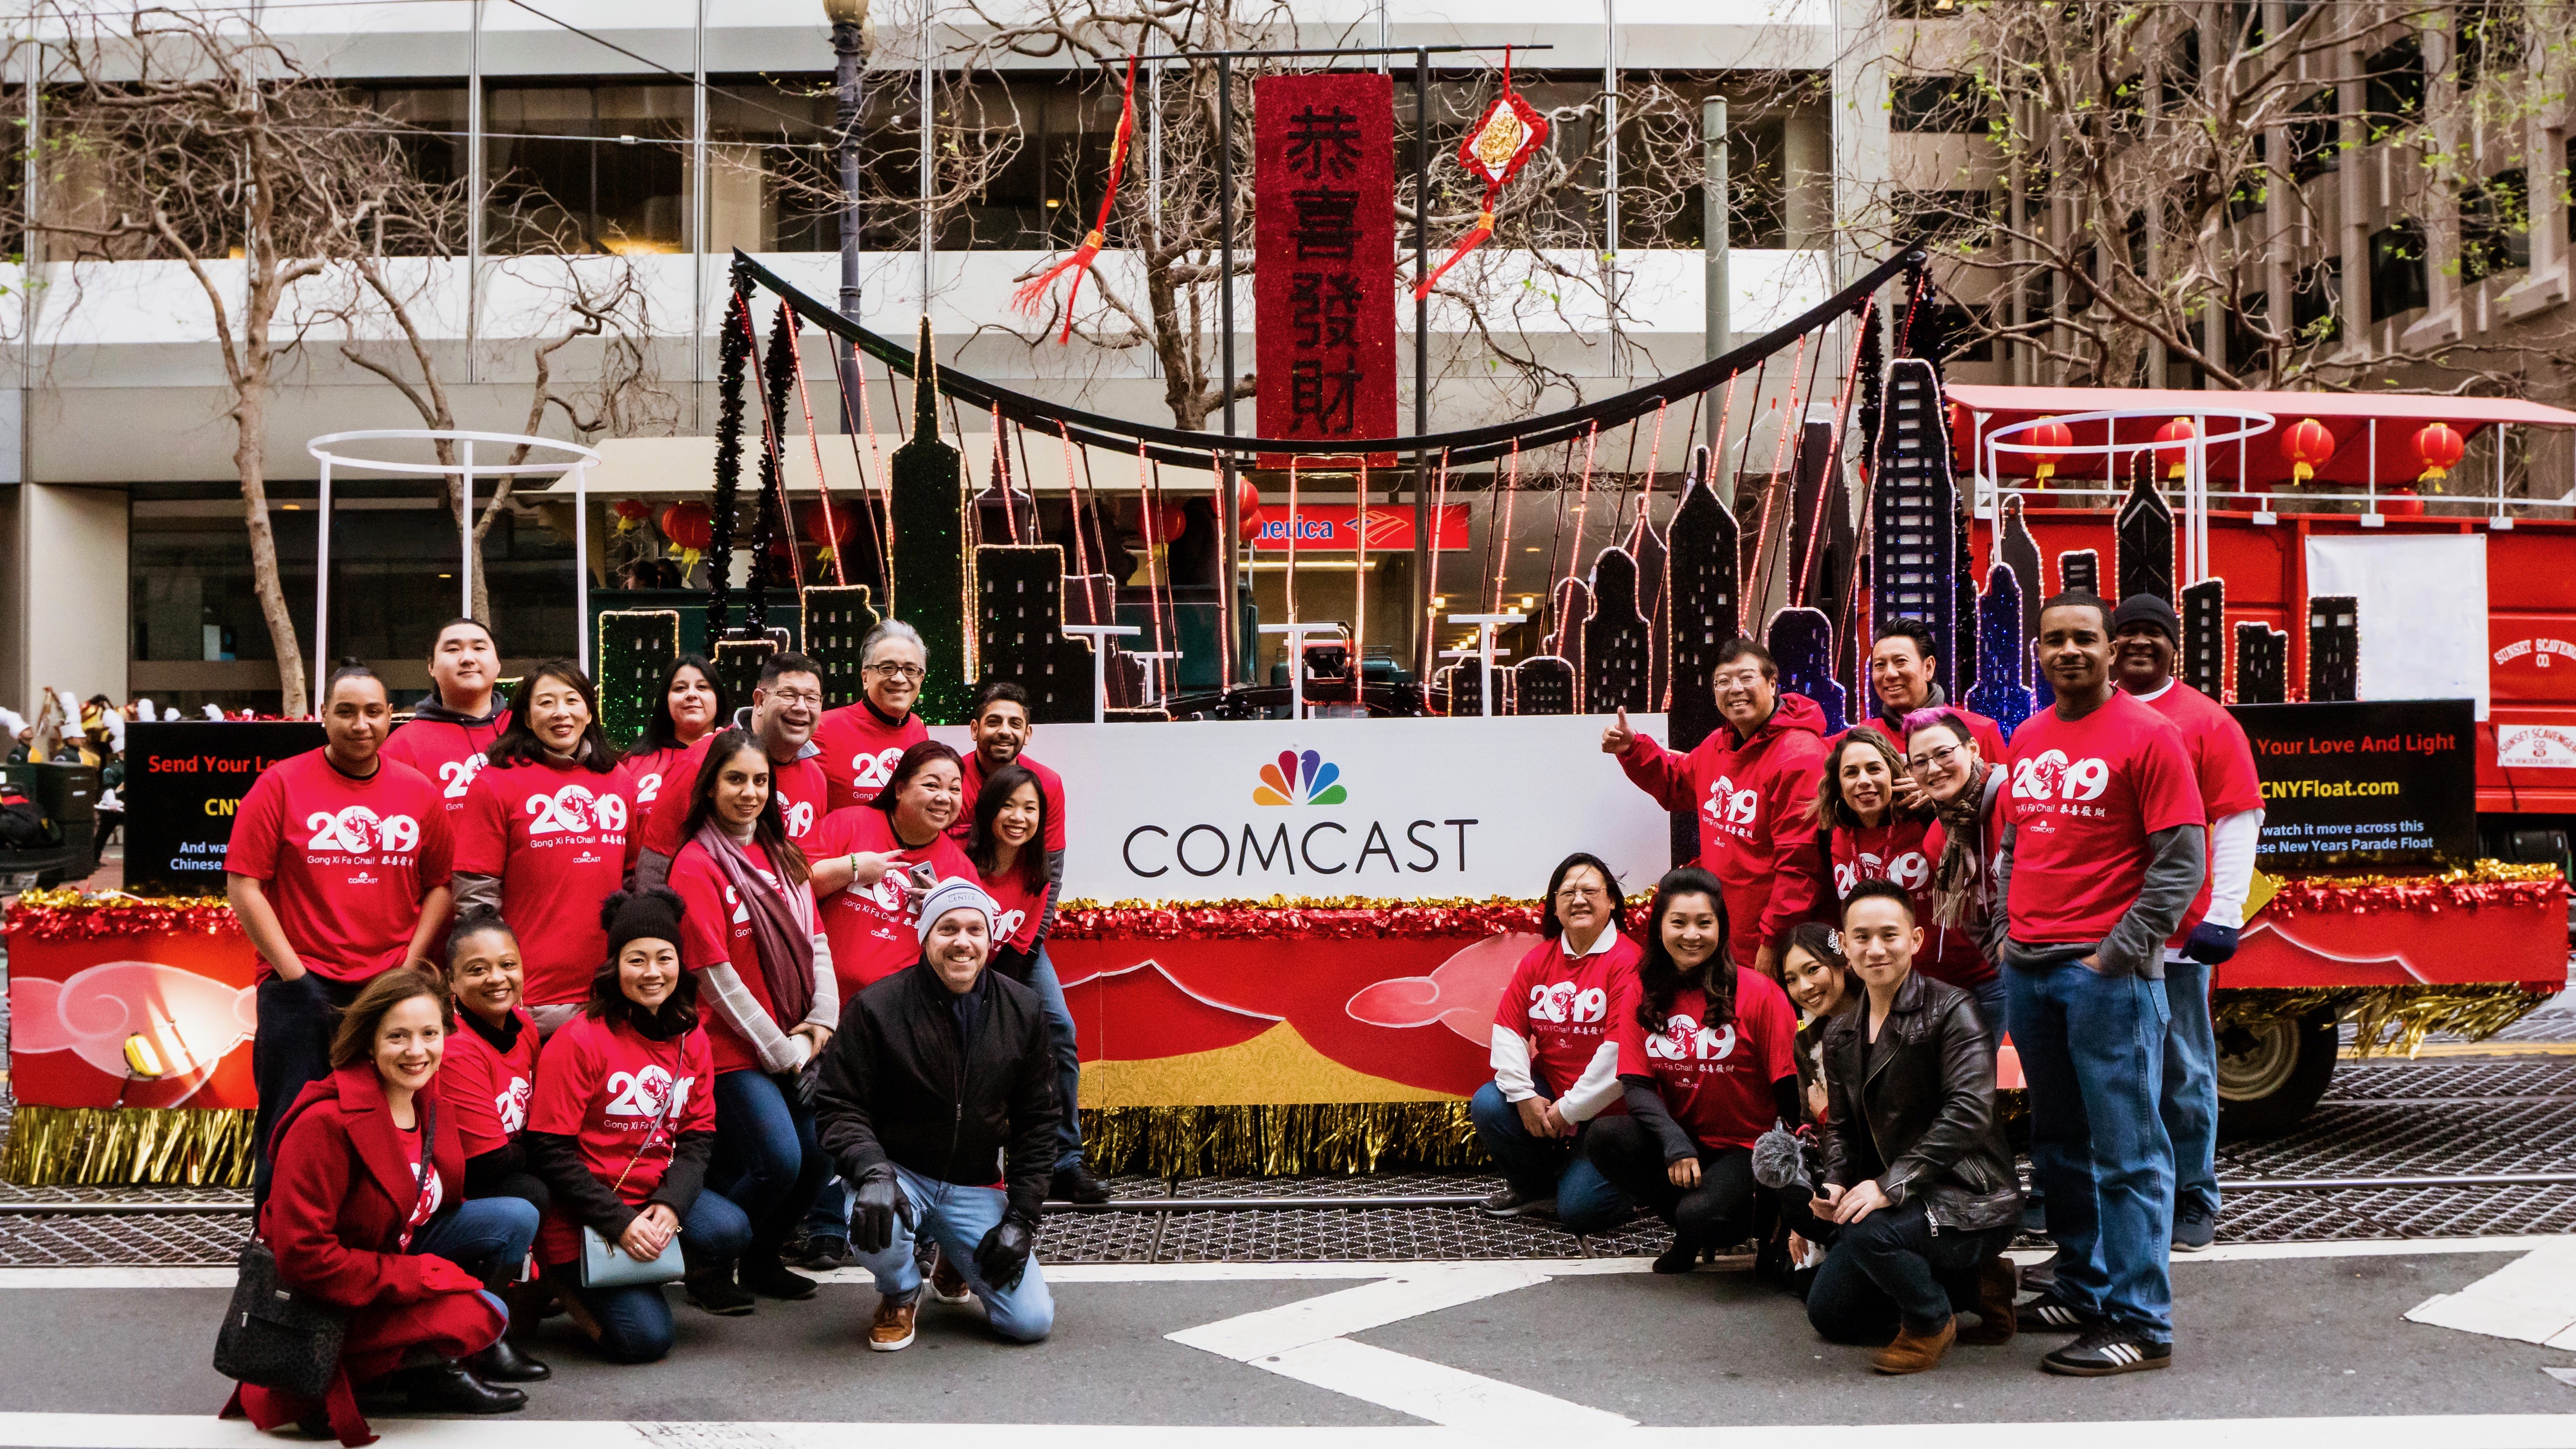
2227, 700, 2477, 869
122, 721, 325, 895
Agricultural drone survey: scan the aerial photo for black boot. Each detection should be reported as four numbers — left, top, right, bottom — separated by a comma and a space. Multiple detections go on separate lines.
1049, 1163, 1112, 1205
397, 1360, 527, 1414
738, 1249, 819, 1301
683, 1262, 756, 1316
467, 1337, 551, 1383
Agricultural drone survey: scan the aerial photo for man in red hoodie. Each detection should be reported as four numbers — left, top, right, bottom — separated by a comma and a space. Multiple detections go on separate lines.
1604, 639, 1829, 980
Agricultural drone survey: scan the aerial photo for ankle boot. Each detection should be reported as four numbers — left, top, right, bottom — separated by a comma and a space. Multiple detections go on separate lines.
1870, 1315, 1957, 1374
683, 1261, 756, 1316
466, 1337, 551, 1382
1957, 1255, 2019, 1345
398, 1359, 527, 1413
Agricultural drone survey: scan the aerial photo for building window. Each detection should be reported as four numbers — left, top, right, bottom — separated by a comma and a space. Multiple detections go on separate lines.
2364, 37, 2424, 141
1895, 190, 1993, 249
2461, 171, 2529, 283
1890, 77, 1986, 133
2293, 260, 2341, 344
2369, 221, 2427, 319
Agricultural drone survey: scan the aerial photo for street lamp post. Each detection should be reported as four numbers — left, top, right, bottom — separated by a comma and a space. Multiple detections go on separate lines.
825, 0, 871, 442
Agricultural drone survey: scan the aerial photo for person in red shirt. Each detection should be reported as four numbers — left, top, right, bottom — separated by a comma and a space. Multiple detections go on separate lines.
229, 662, 456, 1202
454, 662, 641, 1032
635, 653, 830, 888
1811, 726, 2004, 1035
383, 619, 511, 819
1780, 921, 1856, 1129
954, 681, 1100, 1203
1844, 619, 2008, 805
437, 912, 547, 1224
1991, 591, 2205, 1377
813, 620, 931, 811
963, 758, 1105, 1207
1604, 639, 1829, 980
619, 654, 726, 817
2110, 593, 2266, 1253
664, 729, 837, 1311
525, 888, 746, 1363
220, 969, 538, 1445
1471, 852, 1641, 1231
1582, 866, 1800, 1275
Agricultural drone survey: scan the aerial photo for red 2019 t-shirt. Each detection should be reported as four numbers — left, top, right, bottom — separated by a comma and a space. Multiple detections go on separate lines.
2003, 691, 2206, 942
976, 854, 1049, 956
1493, 934, 1642, 1108
619, 743, 694, 818
813, 703, 929, 812
438, 1008, 541, 1157
1832, 817, 1993, 988
456, 758, 643, 1008
808, 806, 977, 995
952, 749, 1069, 854
637, 736, 829, 860
225, 749, 454, 981
1613, 969, 1798, 1152
527, 1012, 713, 1265
381, 712, 510, 819
2139, 680, 2264, 941
668, 836, 812, 1074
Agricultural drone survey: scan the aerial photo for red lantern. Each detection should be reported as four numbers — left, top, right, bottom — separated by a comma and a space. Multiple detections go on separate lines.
2151, 417, 2198, 480
2279, 417, 2335, 484
1143, 499, 1188, 545
2414, 421, 2464, 482
799, 499, 860, 562
1235, 476, 1263, 542
2025, 419, 2073, 487
659, 501, 714, 574
610, 498, 654, 535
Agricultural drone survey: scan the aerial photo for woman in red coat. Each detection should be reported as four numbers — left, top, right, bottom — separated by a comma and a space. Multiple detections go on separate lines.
222, 968, 543, 1445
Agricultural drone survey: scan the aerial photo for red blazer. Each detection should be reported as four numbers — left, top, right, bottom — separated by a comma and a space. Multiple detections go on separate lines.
261, 1063, 483, 1311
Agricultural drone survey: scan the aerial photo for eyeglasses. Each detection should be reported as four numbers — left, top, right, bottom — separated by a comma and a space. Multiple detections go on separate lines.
1555, 885, 1607, 903
866, 662, 926, 682
1710, 668, 1766, 690
766, 688, 824, 706
1907, 742, 1967, 775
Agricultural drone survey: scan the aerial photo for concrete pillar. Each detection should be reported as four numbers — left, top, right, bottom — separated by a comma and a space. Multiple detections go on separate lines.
15, 483, 127, 711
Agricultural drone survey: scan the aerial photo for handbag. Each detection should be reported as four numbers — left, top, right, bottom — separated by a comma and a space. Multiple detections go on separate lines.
213, 1097, 441, 1397
577, 1056, 686, 1290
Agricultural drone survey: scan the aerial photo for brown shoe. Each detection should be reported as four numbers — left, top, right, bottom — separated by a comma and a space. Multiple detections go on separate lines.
1870, 1315, 1957, 1374
1956, 1255, 2019, 1345
868, 1289, 921, 1352
927, 1244, 974, 1305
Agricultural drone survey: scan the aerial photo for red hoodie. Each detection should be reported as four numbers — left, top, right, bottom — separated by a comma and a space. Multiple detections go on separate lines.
1618, 691, 1831, 969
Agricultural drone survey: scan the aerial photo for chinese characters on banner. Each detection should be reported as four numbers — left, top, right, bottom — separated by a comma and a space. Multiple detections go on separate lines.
1254, 73, 1396, 467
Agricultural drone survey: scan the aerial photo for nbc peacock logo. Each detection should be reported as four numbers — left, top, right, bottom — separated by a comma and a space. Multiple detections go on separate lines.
1253, 749, 1347, 806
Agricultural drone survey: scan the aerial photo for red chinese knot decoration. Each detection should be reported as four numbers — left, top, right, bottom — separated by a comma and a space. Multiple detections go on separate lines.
1254, 72, 1397, 467
2279, 417, 2335, 484
2414, 420, 2465, 482
1414, 56, 1550, 302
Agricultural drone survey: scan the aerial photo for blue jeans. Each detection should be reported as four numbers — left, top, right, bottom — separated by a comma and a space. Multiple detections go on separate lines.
1966, 975, 2008, 1044
409, 1196, 540, 1286
2008, 957, 2176, 1341
1468, 1081, 1632, 1233
852, 1164, 1053, 1342
2160, 952, 2220, 1222
710, 1069, 828, 1259
1027, 947, 1086, 1172
560, 1189, 752, 1364
250, 973, 364, 1203
1805, 1199, 2016, 1341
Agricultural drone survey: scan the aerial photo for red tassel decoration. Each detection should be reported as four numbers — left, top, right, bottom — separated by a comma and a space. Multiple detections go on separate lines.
1414, 50, 1548, 302
1413, 210, 1494, 302
1014, 53, 1139, 343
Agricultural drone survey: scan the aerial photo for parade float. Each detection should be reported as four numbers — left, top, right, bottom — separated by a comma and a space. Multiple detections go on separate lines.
9, 70, 2569, 1184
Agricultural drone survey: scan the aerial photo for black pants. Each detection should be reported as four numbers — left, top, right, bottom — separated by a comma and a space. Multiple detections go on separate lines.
1584, 1116, 1757, 1251
1798, 1197, 2014, 1341
250, 972, 364, 1203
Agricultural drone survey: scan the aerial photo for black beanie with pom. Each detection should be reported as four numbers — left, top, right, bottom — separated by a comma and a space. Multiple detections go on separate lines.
600, 887, 685, 960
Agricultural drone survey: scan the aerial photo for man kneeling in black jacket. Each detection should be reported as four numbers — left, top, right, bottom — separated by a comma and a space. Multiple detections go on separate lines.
1755, 878, 2022, 1375
814, 877, 1059, 1351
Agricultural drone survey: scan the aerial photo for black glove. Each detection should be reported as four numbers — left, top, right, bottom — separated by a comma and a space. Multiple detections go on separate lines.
973, 1213, 1036, 1292
850, 1166, 911, 1255
2183, 921, 2240, 965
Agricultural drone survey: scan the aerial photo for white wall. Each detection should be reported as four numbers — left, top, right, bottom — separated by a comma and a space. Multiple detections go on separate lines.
20, 483, 128, 708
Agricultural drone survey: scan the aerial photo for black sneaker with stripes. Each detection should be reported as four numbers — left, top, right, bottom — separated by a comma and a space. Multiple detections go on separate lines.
2041, 1324, 2173, 1376
2014, 1290, 2103, 1333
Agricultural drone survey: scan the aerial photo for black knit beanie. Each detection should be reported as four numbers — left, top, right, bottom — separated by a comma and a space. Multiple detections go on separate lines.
600, 887, 685, 960
2111, 592, 2181, 642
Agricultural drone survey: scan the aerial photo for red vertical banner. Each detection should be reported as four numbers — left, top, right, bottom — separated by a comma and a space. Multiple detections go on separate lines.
1254, 72, 1397, 467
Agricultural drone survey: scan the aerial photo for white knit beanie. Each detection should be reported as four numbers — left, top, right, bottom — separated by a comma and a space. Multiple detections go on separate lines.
915, 876, 998, 944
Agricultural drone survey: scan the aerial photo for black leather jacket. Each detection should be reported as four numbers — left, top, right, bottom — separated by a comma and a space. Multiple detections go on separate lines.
1819, 970, 2021, 1234
814, 960, 1060, 1223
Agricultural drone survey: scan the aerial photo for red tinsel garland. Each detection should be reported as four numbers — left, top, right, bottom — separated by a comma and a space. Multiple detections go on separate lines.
1054, 898, 1641, 941
2257, 869, 2565, 920
6, 890, 243, 941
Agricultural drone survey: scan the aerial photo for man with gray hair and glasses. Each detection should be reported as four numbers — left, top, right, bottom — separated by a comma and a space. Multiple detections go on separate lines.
815, 620, 931, 812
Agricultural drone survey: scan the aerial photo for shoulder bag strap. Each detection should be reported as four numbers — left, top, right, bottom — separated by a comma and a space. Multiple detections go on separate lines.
605, 1046, 680, 1198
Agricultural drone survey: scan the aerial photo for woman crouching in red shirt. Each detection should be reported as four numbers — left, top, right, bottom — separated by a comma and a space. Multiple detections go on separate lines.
438, 911, 548, 1217
526, 889, 744, 1363
221, 969, 540, 1444
1584, 866, 1801, 1276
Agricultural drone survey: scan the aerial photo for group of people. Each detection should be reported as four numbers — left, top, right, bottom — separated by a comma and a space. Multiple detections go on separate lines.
221, 616, 1096, 1443
1480, 589, 2259, 1378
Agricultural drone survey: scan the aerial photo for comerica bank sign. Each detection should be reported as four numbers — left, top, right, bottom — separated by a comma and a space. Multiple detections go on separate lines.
944, 717, 1677, 905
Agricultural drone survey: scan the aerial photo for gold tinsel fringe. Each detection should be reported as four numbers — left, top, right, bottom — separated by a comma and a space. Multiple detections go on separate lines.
2214, 984, 2552, 1059
0, 1105, 257, 1187
1080, 1102, 1481, 1178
